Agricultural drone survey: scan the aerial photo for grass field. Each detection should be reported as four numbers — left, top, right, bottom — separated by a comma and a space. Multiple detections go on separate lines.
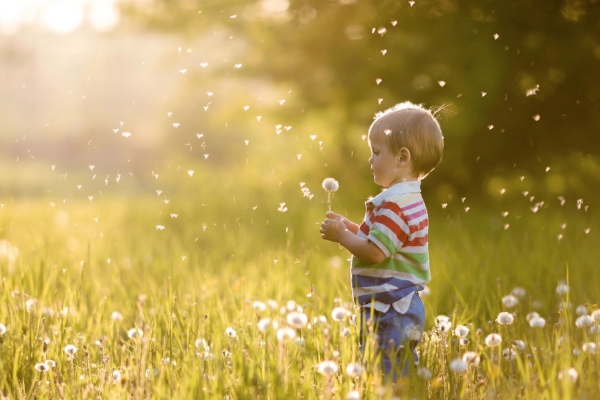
0, 191, 598, 399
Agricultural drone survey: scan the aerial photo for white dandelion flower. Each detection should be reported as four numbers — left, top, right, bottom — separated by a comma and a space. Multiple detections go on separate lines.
501, 294, 519, 308
317, 360, 338, 376
529, 316, 546, 328
511, 287, 526, 298
576, 315, 593, 328
252, 301, 266, 313
496, 312, 514, 325
331, 307, 348, 322
582, 342, 597, 354
64, 344, 78, 356
0, 323, 6, 335
590, 309, 600, 322
556, 281, 569, 296
345, 362, 363, 378
502, 348, 516, 361
286, 300, 297, 311
346, 390, 361, 400
485, 333, 502, 347
287, 311, 308, 329
417, 366, 432, 380
454, 325, 469, 338
34, 362, 50, 373
276, 327, 296, 342
558, 368, 578, 383
462, 351, 480, 366
128, 328, 143, 339
257, 318, 271, 333
340, 327, 351, 338
267, 299, 278, 310
449, 358, 468, 373
225, 327, 237, 339
313, 315, 328, 326
322, 178, 339, 192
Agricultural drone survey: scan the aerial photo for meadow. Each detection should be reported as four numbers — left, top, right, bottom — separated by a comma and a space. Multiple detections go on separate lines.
0, 176, 598, 400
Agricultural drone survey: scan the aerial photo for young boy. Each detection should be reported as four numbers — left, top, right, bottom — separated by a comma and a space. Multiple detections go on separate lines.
320, 102, 444, 378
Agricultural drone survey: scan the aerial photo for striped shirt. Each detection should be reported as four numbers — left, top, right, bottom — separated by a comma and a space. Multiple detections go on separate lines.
351, 180, 430, 308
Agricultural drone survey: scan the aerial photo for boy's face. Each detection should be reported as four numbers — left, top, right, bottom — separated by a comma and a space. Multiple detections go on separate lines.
367, 129, 403, 188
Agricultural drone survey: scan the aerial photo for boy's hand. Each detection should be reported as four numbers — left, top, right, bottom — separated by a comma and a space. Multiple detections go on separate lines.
324, 211, 360, 235
320, 218, 348, 242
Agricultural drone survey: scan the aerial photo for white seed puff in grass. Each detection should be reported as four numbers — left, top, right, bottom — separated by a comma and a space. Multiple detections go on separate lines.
225, 327, 237, 339
286, 311, 308, 329
485, 333, 502, 347
317, 360, 338, 376
128, 328, 143, 339
345, 362, 363, 378
64, 344, 78, 356
449, 358, 468, 373
0, 323, 6, 335
331, 307, 348, 322
496, 312, 514, 325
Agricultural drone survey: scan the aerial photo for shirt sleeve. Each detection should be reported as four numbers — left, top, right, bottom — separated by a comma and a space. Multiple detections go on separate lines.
367, 201, 409, 258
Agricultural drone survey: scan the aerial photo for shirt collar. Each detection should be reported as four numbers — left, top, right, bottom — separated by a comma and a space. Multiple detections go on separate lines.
368, 180, 421, 207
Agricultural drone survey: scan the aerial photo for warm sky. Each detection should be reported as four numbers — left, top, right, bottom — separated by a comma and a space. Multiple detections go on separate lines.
0, 0, 120, 35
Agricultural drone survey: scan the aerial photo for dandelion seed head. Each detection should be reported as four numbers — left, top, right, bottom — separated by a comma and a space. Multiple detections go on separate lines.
583, 342, 597, 354
417, 366, 432, 380
462, 351, 480, 366
322, 178, 339, 192
449, 358, 468, 373
286, 311, 308, 329
276, 326, 296, 342
257, 318, 271, 333
225, 327, 237, 338
331, 307, 348, 322
485, 333, 502, 347
556, 281, 570, 296
64, 344, 78, 355
195, 338, 209, 351
454, 325, 469, 338
512, 340, 527, 352
502, 294, 519, 308
529, 316, 546, 328
575, 304, 588, 316
346, 390, 361, 400
34, 362, 50, 373
0, 323, 6, 335
128, 328, 143, 339
345, 362, 363, 378
112, 370, 122, 383
496, 312, 515, 325
111, 311, 123, 321
511, 287, 526, 298
575, 315, 593, 329
252, 301, 266, 313
435, 315, 452, 332
558, 367, 578, 383
591, 309, 600, 322
502, 348, 516, 361
317, 360, 338, 376
267, 299, 278, 310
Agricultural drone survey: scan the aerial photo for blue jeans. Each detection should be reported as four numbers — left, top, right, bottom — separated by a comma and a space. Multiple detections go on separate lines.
360, 293, 425, 380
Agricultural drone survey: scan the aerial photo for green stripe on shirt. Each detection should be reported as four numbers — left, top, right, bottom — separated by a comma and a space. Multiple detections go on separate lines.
353, 257, 431, 282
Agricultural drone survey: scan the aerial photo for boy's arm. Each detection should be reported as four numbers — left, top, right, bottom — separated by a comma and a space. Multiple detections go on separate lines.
320, 219, 385, 264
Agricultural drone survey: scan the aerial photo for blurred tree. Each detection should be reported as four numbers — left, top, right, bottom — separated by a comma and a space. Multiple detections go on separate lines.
126, 0, 600, 201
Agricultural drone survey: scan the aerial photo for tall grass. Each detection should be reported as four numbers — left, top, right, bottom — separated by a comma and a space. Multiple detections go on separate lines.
0, 194, 598, 399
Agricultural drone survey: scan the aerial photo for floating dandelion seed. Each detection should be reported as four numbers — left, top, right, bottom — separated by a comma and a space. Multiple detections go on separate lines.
200, 62, 208, 68
34, 362, 50, 373
529, 316, 545, 328
493, 33, 499, 40
64, 344, 78, 356
449, 358, 468, 373
375, 78, 382, 85
277, 202, 288, 212
173, 123, 180, 128
526, 85, 540, 96
128, 328, 143, 339
317, 360, 338, 376
187, 170, 194, 177
179, 68, 187, 74
496, 312, 514, 325
438, 81, 446, 87
122, 132, 131, 138
485, 333, 502, 347
225, 327, 237, 339
345, 362, 363, 378
533, 114, 541, 121
234, 63, 242, 68
322, 178, 339, 212
156, 225, 165, 231
556, 281, 569, 296
381, 49, 387, 55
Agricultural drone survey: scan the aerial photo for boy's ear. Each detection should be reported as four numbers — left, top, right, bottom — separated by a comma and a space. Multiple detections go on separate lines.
397, 147, 412, 164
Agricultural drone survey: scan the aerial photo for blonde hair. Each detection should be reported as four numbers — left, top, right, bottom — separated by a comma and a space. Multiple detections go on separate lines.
370, 101, 445, 179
